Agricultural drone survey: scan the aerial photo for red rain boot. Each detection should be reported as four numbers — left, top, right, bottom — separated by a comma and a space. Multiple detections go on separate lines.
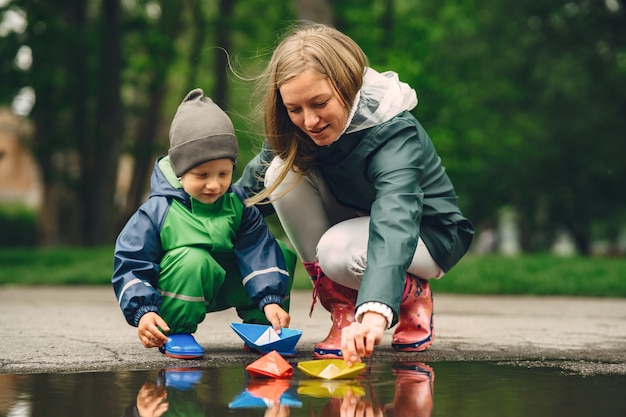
391, 274, 434, 352
384, 362, 434, 416
303, 262, 358, 359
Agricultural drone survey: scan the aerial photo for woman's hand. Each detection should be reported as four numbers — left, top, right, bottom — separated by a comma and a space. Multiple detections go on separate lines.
340, 312, 387, 367
340, 389, 383, 417
138, 312, 170, 348
264, 403, 291, 417
263, 303, 291, 334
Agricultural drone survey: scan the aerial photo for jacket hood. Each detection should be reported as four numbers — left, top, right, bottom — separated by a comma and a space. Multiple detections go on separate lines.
149, 156, 189, 203
343, 67, 418, 136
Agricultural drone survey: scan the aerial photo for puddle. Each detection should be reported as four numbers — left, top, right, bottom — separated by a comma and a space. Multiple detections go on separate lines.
1, 361, 625, 417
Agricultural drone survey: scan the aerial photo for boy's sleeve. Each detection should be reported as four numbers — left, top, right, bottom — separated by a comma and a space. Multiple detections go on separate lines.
234, 141, 276, 217
232, 188, 290, 311
112, 199, 165, 327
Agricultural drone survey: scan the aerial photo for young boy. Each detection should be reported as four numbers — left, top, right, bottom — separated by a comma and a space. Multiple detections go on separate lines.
112, 88, 296, 359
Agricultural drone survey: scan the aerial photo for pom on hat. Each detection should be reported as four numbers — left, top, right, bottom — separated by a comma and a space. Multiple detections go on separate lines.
168, 88, 238, 177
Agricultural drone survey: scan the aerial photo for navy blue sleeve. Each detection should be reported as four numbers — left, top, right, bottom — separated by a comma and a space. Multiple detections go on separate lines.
231, 185, 290, 310
112, 197, 168, 327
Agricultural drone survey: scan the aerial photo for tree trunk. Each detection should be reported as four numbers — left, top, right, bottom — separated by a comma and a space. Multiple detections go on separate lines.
121, 2, 185, 227
185, 0, 207, 90
568, 221, 591, 256
214, 0, 234, 108
121, 88, 166, 226
27, 0, 88, 246
84, 0, 123, 245
294, 0, 334, 24
380, 0, 394, 50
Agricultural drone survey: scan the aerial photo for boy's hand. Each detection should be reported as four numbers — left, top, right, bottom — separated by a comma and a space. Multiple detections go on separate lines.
136, 383, 168, 417
138, 312, 170, 348
263, 303, 291, 334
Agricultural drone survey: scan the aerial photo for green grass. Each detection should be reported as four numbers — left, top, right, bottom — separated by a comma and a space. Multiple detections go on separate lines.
0, 246, 116, 285
433, 253, 626, 297
1, 247, 625, 297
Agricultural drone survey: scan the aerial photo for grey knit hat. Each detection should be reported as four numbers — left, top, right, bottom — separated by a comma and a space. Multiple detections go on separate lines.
168, 88, 238, 177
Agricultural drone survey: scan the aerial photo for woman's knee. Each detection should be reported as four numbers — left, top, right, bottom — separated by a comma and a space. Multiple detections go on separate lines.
317, 219, 368, 289
408, 239, 445, 279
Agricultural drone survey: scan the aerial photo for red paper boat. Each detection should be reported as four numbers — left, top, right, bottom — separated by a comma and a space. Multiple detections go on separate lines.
246, 350, 294, 378
247, 379, 292, 401
228, 379, 302, 408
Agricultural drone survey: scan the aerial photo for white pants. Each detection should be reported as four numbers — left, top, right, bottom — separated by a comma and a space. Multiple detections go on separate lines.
265, 157, 443, 290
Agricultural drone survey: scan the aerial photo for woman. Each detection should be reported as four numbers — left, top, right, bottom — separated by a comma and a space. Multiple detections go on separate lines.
237, 22, 473, 366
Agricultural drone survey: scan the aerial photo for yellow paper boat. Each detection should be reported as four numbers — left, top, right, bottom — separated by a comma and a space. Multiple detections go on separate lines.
297, 359, 366, 380
297, 379, 365, 398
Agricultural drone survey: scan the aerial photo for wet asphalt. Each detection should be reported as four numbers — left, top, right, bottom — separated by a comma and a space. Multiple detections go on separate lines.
1, 286, 625, 375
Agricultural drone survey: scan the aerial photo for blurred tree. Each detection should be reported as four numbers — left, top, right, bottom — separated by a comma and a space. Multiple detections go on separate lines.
0, 0, 296, 245
419, 0, 626, 254
1, 0, 623, 254
120, 1, 187, 223
14, 0, 124, 245
6, 0, 193, 245
335, 0, 625, 254
516, 0, 626, 254
295, 0, 334, 23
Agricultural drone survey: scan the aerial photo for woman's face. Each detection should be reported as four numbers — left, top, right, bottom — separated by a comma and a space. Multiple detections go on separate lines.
279, 69, 349, 147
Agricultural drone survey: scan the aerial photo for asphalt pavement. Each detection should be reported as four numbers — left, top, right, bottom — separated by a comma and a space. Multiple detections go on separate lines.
1, 286, 625, 375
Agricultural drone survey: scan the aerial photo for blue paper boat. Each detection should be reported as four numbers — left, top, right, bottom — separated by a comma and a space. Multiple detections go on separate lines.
231, 323, 302, 357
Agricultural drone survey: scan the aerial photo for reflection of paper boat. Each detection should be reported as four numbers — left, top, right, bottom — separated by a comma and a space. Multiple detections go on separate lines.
231, 323, 302, 357
246, 350, 294, 378
228, 379, 302, 408
297, 359, 366, 380
297, 379, 365, 398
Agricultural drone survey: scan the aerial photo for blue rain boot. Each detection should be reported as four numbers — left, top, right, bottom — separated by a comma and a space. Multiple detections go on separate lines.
160, 333, 204, 359
158, 367, 204, 391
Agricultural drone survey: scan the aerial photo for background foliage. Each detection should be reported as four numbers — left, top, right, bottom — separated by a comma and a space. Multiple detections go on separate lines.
0, 0, 624, 255
2, 245, 626, 297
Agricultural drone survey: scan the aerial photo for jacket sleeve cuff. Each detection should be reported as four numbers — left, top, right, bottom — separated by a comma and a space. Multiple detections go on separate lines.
259, 294, 284, 311
356, 302, 394, 330
133, 305, 160, 327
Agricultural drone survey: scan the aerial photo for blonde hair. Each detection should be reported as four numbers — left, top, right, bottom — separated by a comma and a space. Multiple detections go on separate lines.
246, 22, 368, 207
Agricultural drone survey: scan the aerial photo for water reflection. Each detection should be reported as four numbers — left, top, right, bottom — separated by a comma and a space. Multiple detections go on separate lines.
2, 361, 626, 417
118, 362, 433, 417
384, 362, 433, 417
229, 379, 301, 409
294, 362, 433, 417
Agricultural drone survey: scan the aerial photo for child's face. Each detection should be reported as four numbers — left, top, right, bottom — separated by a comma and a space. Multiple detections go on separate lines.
179, 158, 233, 204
